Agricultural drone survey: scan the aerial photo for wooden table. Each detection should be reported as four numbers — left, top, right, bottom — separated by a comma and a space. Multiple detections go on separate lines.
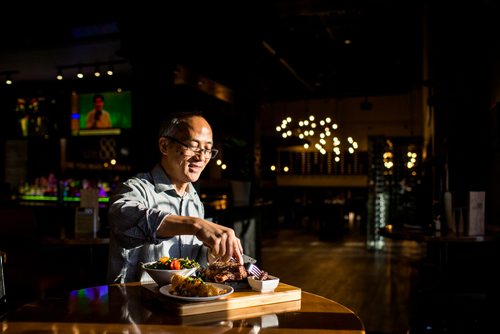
3, 282, 365, 333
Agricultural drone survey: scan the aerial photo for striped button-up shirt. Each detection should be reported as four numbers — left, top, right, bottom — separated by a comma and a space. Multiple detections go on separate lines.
107, 164, 208, 283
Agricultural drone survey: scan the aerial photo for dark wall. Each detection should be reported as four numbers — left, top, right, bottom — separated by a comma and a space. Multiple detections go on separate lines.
428, 2, 495, 216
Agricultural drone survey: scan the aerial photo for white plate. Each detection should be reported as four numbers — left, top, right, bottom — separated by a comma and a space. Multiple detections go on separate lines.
159, 283, 234, 301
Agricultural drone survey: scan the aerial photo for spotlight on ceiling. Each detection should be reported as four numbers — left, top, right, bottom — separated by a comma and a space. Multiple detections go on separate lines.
76, 67, 84, 79
106, 65, 114, 76
56, 68, 63, 80
0, 70, 18, 85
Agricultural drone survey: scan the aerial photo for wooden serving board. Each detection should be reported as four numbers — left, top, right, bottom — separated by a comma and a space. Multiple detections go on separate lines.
142, 282, 302, 316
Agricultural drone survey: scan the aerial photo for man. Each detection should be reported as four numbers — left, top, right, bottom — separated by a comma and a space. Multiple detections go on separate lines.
107, 111, 243, 283
86, 94, 112, 128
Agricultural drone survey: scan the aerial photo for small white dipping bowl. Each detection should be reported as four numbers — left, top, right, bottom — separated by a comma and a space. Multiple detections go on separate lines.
247, 275, 280, 293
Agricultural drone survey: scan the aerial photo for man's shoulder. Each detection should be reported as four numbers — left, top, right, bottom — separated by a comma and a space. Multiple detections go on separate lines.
125, 172, 154, 185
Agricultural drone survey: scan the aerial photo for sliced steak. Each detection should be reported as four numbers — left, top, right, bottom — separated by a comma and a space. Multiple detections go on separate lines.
202, 261, 248, 282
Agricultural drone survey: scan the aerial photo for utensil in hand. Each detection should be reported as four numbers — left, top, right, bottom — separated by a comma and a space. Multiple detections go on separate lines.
242, 253, 257, 264
245, 262, 264, 279
222, 253, 263, 278
226, 253, 257, 264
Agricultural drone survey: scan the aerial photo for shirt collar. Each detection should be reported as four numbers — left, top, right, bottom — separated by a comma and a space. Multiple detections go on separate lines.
151, 164, 197, 199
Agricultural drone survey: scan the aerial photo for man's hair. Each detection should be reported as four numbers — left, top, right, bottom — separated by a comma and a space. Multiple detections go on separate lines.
158, 110, 204, 138
93, 94, 104, 102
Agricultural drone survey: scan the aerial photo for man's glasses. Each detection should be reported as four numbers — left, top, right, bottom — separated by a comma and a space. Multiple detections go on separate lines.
164, 136, 218, 159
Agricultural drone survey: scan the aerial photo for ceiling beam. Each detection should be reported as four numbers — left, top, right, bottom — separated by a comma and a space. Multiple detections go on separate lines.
261, 40, 314, 93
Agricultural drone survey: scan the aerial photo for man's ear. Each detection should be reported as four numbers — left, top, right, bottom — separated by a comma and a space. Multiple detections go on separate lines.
159, 138, 168, 155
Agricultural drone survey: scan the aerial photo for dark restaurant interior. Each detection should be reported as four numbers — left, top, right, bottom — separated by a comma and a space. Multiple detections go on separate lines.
1, 1, 500, 333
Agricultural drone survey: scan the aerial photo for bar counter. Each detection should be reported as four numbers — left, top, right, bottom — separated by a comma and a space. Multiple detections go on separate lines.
2, 282, 365, 333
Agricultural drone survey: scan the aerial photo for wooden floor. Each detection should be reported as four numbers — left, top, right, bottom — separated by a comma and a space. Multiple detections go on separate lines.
260, 227, 426, 334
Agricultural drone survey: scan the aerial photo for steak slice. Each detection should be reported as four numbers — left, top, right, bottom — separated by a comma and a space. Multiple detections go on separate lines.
202, 261, 248, 282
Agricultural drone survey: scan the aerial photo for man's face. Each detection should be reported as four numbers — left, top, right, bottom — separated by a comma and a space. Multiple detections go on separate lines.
162, 116, 214, 185
94, 98, 104, 111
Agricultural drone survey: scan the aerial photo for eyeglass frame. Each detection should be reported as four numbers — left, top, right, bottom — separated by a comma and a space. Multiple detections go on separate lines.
163, 135, 219, 159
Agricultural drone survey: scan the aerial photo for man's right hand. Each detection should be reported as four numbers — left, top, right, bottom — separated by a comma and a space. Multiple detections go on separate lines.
195, 219, 244, 265
157, 215, 244, 265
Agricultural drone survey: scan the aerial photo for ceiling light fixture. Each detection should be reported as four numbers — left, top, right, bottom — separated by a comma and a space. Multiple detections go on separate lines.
56, 68, 63, 80
0, 70, 18, 85
54, 60, 127, 80
94, 66, 101, 77
76, 66, 84, 79
106, 65, 114, 76
275, 113, 358, 160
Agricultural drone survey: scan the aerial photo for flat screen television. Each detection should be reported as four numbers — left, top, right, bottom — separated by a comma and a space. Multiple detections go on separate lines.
71, 90, 132, 136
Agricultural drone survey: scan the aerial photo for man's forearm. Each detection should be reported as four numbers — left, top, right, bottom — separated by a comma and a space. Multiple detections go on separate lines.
157, 215, 202, 238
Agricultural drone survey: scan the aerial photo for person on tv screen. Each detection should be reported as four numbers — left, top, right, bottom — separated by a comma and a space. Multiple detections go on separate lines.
86, 94, 112, 128
107, 110, 244, 283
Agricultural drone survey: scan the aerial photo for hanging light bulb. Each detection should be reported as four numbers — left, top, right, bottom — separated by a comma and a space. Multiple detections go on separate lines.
76, 67, 84, 79
56, 68, 63, 80
106, 64, 114, 76
94, 66, 101, 77
1, 70, 19, 85
275, 110, 359, 162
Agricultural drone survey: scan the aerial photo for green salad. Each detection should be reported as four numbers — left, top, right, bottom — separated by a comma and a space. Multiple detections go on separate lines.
144, 257, 200, 270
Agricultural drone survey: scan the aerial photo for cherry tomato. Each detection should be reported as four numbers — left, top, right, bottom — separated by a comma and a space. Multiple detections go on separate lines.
170, 259, 181, 270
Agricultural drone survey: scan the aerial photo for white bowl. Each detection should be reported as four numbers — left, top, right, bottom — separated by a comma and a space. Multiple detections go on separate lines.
142, 262, 197, 286
247, 275, 279, 293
